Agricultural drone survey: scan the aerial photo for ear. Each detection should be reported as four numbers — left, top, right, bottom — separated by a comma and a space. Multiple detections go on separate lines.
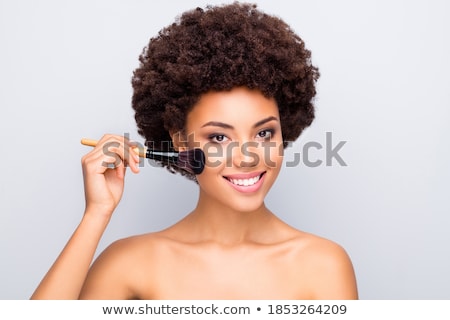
170, 130, 188, 152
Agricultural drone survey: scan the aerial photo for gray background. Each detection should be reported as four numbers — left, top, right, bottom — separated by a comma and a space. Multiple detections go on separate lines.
1, 0, 449, 299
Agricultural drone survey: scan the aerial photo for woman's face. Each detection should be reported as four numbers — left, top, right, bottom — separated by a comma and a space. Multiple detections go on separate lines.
184, 87, 284, 213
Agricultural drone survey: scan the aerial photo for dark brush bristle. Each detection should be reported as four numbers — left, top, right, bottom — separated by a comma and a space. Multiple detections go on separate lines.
177, 149, 205, 175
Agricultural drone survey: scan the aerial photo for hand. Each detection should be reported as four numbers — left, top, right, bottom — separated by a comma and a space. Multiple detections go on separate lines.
81, 134, 140, 218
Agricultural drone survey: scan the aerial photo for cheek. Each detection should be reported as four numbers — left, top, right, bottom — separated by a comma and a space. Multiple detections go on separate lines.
202, 143, 228, 170
274, 143, 284, 165
195, 158, 225, 189
199, 141, 284, 170
258, 141, 284, 169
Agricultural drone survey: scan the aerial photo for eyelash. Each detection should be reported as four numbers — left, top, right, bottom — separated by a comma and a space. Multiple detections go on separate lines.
256, 129, 275, 141
207, 129, 275, 144
208, 134, 228, 144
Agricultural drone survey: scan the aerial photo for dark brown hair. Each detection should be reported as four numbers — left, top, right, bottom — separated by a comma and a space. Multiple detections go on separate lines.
132, 2, 319, 179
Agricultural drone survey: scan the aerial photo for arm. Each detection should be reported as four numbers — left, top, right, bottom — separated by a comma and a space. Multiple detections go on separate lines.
30, 213, 109, 299
31, 134, 140, 299
78, 238, 142, 299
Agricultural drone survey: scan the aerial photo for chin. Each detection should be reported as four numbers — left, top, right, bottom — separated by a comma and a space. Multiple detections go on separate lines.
227, 198, 267, 214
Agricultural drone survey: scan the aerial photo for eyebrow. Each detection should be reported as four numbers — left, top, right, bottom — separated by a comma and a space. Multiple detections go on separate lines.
201, 116, 278, 129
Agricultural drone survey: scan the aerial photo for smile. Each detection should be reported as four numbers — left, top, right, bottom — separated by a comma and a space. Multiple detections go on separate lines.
223, 172, 266, 193
227, 175, 260, 186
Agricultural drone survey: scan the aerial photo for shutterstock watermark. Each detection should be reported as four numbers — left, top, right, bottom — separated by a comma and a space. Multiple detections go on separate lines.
285, 132, 347, 167
101, 132, 348, 169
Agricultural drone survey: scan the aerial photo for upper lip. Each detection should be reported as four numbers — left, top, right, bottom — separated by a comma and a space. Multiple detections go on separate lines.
223, 171, 265, 180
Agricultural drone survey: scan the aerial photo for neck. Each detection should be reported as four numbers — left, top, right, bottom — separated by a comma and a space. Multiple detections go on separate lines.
180, 190, 279, 246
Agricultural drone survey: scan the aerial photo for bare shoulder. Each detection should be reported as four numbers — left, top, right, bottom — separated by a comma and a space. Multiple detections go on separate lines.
79, 232, 167, 299
289, 231, 358, 300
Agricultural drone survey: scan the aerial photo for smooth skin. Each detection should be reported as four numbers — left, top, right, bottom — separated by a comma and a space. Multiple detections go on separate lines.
32, 87, 358, 300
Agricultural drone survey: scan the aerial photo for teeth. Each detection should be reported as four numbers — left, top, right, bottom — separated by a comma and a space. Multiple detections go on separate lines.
229, 175, 260, 186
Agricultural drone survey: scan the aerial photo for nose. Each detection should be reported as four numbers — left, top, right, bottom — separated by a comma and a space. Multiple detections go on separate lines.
228, 141, 260, 168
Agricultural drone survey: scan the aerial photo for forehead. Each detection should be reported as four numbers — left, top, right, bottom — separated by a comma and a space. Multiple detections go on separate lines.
186, 87, 279, 128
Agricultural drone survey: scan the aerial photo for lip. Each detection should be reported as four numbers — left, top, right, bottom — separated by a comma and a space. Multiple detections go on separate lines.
223, 171, 265, 180
223, 171, 266, 194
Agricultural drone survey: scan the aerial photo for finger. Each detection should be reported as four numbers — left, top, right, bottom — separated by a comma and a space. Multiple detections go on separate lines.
82, 144, 122, 174
107, 144, 140, 174
123, 139, 141, 174
85, 134, 140, 174
126, 145, 141, 174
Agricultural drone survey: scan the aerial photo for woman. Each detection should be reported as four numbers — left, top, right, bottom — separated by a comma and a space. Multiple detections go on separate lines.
32, 3, 357, 299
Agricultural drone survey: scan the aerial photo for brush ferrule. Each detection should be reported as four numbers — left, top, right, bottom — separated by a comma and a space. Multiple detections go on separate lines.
145, 149, 179, 165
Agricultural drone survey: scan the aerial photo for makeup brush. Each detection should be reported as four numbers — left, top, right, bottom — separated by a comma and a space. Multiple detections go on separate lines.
80, 138, 205, 175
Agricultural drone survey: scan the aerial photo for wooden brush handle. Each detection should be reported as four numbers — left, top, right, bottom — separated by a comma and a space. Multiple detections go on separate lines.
80, 138, 146, 158
80, 138, 99, 148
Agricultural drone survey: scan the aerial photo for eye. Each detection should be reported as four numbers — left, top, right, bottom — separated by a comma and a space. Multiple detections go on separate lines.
256, 129, 274, 141
208, 134, 229, 143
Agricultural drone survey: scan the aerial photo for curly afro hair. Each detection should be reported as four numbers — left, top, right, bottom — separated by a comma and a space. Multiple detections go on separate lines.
132, 2, 319, 179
